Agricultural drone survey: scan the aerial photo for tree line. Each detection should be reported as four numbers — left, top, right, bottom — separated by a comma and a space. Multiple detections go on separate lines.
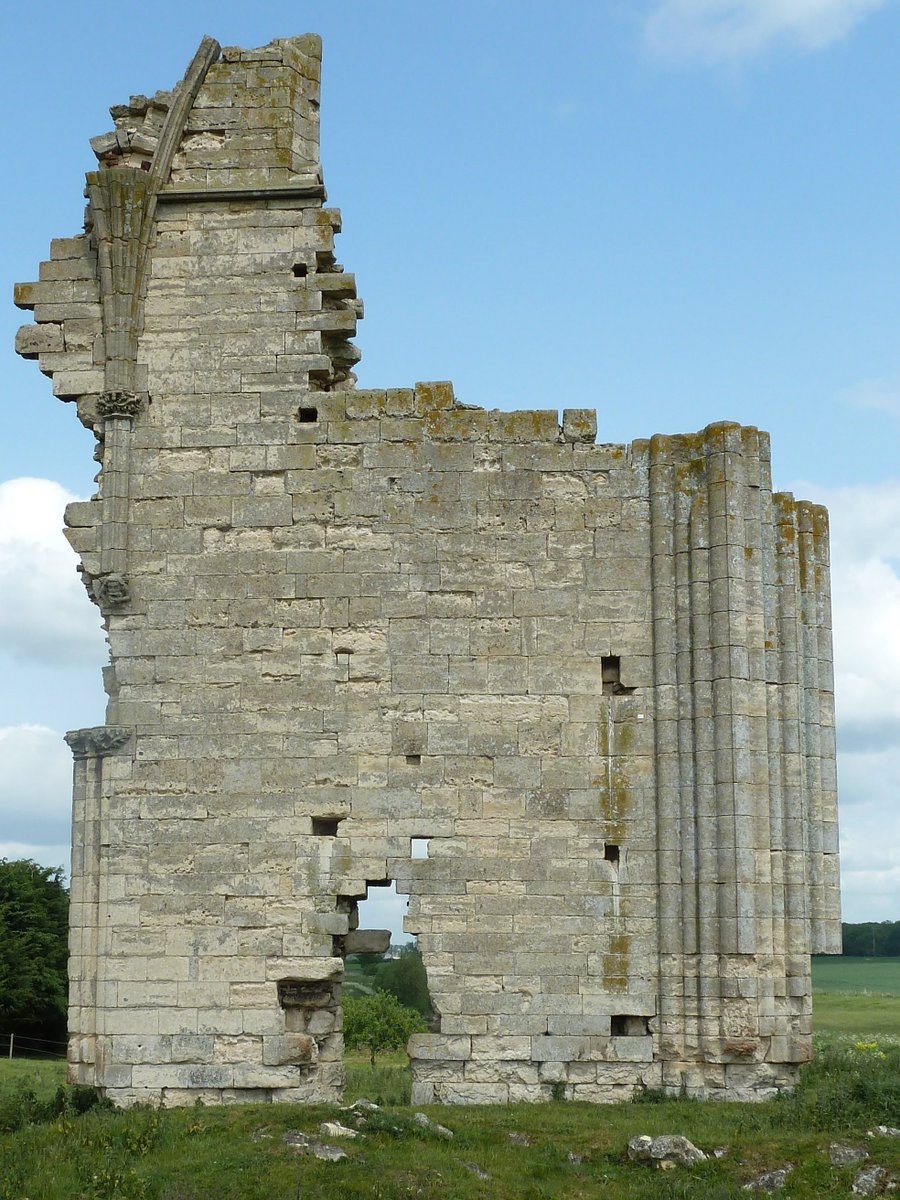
839, 921, 900, 957
0, 859, 69, 1047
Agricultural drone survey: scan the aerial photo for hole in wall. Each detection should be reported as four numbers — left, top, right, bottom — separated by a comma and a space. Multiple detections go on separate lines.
603, 843, 620, 865
355, 881, 415, 949
292, 262, 308, 278
405, 754, 422, 766
410, 838, 430, 859
312, 816, 342, 837
611, 1014, 650, 1037
297, 406, 318, 423
601, 655, 636, 696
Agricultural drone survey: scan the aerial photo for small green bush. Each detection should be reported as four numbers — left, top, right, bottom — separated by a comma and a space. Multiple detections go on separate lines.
343, 992, 428, 1065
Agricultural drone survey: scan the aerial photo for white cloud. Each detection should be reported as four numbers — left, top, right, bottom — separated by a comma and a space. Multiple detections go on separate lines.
644, 0, 888, 63
843, 377, 900, 419
0, 842, 70, 877
0, 724, 72, 846
801, 480, 900, 750
793, 478, 900, 920
0, 477, 106, 666
838, 770, 900, 920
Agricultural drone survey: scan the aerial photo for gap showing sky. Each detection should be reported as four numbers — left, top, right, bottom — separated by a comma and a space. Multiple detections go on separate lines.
1, 0, 898, 935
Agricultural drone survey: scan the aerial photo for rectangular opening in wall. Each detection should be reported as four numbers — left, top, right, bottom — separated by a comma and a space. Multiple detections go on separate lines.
292, 262, 308, 278
610, 1014, 650, 1037
355, 880, 415, 948
601, 655, 635, 696
604, 843, 620, 865
298, 406, 318, 423
405, 754, 421, 766
410, 838, 430, 859
312, 816, 342, 837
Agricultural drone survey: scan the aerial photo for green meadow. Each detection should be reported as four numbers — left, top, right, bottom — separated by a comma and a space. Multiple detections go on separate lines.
1, 960, 897, 1200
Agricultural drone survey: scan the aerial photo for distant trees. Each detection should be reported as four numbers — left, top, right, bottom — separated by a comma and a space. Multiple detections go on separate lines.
840, 922, 900, 957
345, 944, 434, 1018
0, 860, 69, 1044
375, 945, 433, 1016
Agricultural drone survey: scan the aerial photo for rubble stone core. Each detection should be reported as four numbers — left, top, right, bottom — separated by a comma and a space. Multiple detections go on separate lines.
15, 35, 840, 1107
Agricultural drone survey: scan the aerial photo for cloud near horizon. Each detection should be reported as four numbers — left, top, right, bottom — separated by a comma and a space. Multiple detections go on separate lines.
0, 724, 73, 849
644, 0, 889, 64
0, 477, 106, 668
793, 478, 900, 921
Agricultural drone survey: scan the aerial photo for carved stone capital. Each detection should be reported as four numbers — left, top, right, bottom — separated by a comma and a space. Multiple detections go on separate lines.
97, 390, 143, 420
93, 573, 130, 610
65, 725, 132, 760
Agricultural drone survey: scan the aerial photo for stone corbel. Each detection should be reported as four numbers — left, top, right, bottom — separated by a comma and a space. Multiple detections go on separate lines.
65, 725, 132, 760
97, 390, 145, 422
92, 573, 131, 611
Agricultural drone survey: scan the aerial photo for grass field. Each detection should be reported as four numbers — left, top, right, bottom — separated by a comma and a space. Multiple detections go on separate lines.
811, 957, 900, 1033
0, 965, 897, 1199
1, 1036, 898, 1199
812, 956, 900, 994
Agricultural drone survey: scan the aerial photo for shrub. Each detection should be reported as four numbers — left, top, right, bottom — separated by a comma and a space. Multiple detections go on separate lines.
343, 992, 428, 1065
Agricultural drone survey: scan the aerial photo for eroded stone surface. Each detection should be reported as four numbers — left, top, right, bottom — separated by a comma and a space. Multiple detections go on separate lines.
16, 33, 840, 1108
628, 1135, 706, 1166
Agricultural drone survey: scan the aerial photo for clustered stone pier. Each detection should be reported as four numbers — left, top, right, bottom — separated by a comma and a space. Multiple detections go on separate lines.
15, 35, 840, 1107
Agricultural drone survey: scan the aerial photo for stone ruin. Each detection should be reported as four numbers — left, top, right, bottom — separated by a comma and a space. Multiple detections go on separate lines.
15, 35, 840, 1106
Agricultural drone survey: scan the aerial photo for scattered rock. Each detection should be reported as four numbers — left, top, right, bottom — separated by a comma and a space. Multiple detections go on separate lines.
868, 1128, 900, 1140
320, 1120, 359, 1139
249, 1125, 273, 1142
853, 1165, 896, 1196
627, 1134, 706, 1166
281, 1130, 348, 1161
830, 1143, 869, 1166
742, 1166, 793, 1192
465, 1163, 490, 1180
348, 1098, 380, 1112
507, 1131, 531, 1147
713, 1147, 730, 1159
567, 1151, 583, 1165
413, 1111, 454, 1139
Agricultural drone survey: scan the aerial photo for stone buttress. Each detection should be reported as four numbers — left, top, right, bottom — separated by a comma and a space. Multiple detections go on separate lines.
15, 36, 840, 1106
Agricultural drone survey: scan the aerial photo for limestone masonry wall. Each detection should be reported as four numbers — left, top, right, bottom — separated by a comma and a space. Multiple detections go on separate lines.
15, 35, 840, 1107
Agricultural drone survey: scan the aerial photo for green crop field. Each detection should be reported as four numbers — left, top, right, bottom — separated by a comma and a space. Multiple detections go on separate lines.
812, 956, 900, 995
811, 957, 900, 1035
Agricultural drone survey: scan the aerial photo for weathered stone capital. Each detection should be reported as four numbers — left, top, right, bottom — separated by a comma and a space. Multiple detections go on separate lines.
97, 390, 143, 420
65, 725, 132, 760
92, 573, 130, 610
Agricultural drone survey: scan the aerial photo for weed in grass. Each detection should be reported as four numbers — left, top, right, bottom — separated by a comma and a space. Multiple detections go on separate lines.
632, 1081, 674, 1105
344, 1051, 411, 1106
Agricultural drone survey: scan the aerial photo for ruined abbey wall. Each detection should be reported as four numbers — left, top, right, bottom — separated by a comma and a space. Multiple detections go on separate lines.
15, 36, 840, 1106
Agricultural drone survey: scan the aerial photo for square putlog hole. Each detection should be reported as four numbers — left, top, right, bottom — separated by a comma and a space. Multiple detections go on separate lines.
312, 817, 342, 837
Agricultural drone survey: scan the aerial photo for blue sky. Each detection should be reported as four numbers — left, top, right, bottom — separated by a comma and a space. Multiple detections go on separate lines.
1, 0, 899, 933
